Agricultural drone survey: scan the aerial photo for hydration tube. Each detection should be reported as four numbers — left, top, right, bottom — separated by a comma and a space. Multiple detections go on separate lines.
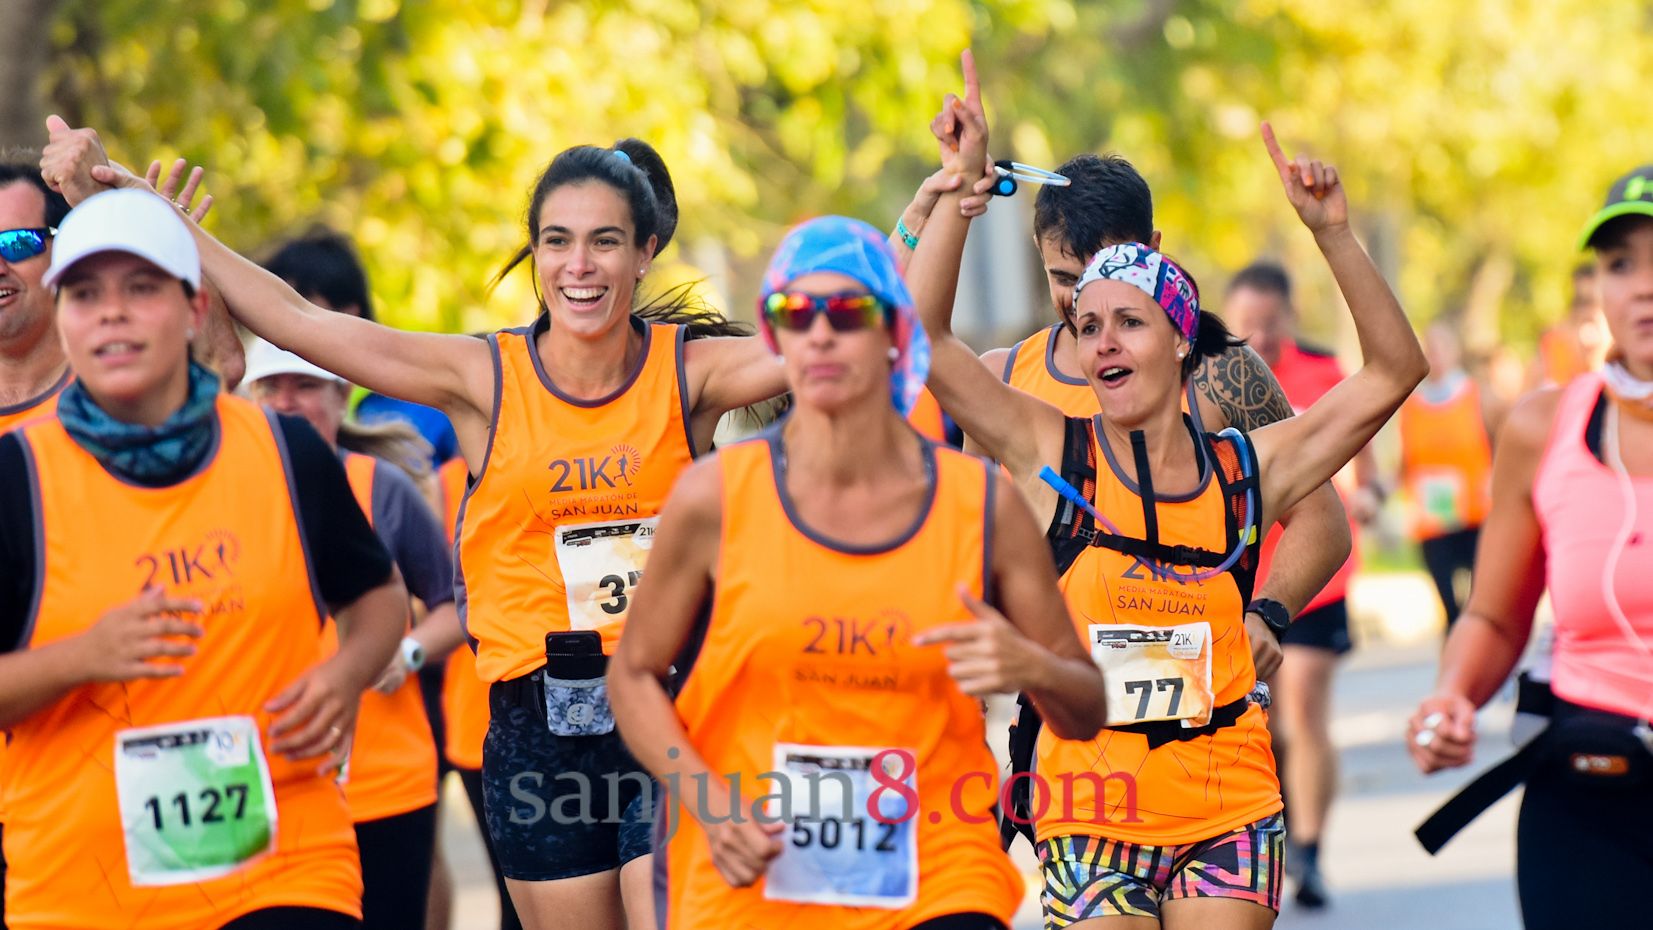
1038, 426, 1257, 583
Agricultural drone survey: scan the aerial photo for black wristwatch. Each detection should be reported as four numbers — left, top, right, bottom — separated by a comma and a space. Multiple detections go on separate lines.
1248, 599, 1291, 641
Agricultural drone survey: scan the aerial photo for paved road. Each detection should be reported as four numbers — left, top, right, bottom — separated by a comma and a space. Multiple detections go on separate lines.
438, 641, 1527, 929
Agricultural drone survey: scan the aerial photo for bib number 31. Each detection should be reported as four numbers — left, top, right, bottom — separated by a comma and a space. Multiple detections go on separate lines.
113, 716, 278, 886
555, 518, 657, 630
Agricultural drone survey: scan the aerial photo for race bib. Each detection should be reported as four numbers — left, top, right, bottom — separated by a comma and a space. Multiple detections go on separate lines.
554, 517, 657, 630
1089, 622, 1215, 728
1417, 470, 1466, 529
113, 716, 277, 886
764, 743, 917, 909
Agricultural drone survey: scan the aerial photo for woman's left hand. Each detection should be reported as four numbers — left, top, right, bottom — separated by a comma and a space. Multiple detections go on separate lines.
1261, 122, 1348, 234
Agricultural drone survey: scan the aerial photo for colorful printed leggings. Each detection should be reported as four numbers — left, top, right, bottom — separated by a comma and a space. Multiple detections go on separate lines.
1036, 812, 1285, 924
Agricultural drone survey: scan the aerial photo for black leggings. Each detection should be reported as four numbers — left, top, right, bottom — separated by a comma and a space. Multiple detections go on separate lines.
1420, 527, 1479, 627
354, 804, 438, 930
1, 821, 8, 930
460, 766, 524, 930
218, 907, 359, 929
909, 915, 1007, 930
1516, 765, 1653, 928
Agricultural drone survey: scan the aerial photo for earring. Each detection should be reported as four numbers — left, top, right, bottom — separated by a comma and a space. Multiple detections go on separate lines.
888, 348, 901, 361
186, 329, 197, 341
637, 269, 647, 278
1177, 348, 1187, 360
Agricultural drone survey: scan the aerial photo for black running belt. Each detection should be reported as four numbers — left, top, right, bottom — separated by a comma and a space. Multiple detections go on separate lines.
1414, 734, 1545, 855
1108, 696, 1252, 750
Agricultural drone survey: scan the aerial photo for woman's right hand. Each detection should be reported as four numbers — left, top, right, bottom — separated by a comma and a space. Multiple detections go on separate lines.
930, 50, 990, 183
705, 814, 785, 888
1407, 692, 1478, 774
70, 587, 204, 684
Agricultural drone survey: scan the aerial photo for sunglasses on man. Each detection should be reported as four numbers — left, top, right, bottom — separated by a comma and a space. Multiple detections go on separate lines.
0, 227, 55, 263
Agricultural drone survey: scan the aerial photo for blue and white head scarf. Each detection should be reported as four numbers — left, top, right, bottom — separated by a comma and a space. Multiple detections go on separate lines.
759, 215, 931, 416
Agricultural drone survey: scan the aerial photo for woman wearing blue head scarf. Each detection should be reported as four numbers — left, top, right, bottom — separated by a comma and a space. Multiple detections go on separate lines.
609, 215, 1106, 929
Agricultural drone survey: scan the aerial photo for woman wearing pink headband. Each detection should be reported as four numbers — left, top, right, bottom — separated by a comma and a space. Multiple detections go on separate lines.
908, 53, 1426, 930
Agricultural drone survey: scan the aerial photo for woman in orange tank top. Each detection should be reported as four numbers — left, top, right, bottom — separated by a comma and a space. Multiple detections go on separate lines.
0, 189, 408, 930
609, 213, 1106, 930
1409, 168, 1653, 928
909, 58, 1425, 929
45, 125, 796, 928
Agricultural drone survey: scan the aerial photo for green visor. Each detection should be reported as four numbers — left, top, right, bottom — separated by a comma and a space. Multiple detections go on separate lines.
1579, 165, 1653, 250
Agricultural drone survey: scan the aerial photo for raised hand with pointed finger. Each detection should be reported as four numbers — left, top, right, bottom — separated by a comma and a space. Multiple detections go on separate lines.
1261, 121, 1348, 234
930, 49, 991, 184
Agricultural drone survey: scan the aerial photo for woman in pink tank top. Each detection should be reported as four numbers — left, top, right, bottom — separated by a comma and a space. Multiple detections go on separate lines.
1408, 166, 1653, 929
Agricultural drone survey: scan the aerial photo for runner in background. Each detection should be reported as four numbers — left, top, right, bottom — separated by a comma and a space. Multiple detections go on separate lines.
244, 340, 466, 930
257, 230, 476, 929
434, 449, 523, 930
1530, 263, 1607, 389
1223, 260, 1383, 908
264, 231, 461, 469
1397, 321, 1501, 630
610, 211, 1106, 930
0, 187, 408, 930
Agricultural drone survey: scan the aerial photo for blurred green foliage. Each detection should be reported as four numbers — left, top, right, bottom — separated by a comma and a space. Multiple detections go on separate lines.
38, 0, 1653, 346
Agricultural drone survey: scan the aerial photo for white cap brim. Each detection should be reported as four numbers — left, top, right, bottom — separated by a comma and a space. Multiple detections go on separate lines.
244, 339, 349, 386
43, 189, 202, 291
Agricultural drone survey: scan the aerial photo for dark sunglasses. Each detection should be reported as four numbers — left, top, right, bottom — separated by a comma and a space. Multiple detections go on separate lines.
761, 291, 890, 333
0, 227, 54, 264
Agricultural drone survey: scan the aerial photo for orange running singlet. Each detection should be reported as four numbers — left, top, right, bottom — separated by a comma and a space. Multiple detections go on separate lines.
0, 373, 69, 833
5, 395, 361, 929
1002, 323, 1100, 416
1539, 328, 1590, 387
0, 370, 69, 433
666, 436, 1023, 929
327, 453, 438, 822
1256, 339, 1357, 610
1399, 377, 1492, 540
1037, 418, 1279, 846
435, 457, 488, 770
457, 316, 696, 680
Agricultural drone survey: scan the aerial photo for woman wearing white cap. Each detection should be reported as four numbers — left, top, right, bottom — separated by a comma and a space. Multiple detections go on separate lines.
244, 339, 466, 930
0, 188, 408, 929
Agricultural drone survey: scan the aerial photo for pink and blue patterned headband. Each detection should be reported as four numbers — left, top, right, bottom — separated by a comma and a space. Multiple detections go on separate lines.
1073, 242, 1200, 342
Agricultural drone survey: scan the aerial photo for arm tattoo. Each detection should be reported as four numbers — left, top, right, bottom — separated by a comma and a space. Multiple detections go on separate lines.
1191, 344, 1295, 431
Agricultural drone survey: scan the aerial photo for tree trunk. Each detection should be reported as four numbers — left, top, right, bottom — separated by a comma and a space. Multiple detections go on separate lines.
0, 0, 62, 150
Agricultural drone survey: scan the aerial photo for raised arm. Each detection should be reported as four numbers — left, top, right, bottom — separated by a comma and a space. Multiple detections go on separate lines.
41, 118, 494, 437
904, 53, 1066, 493
1249, 124, 1428, 525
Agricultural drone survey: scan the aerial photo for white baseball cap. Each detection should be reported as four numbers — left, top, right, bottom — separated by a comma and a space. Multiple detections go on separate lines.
243, 338, 349, 386
42, 188, 201, 291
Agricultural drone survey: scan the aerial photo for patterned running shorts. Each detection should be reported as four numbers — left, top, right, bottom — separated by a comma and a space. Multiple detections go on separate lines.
1036, 812, 1285, 924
